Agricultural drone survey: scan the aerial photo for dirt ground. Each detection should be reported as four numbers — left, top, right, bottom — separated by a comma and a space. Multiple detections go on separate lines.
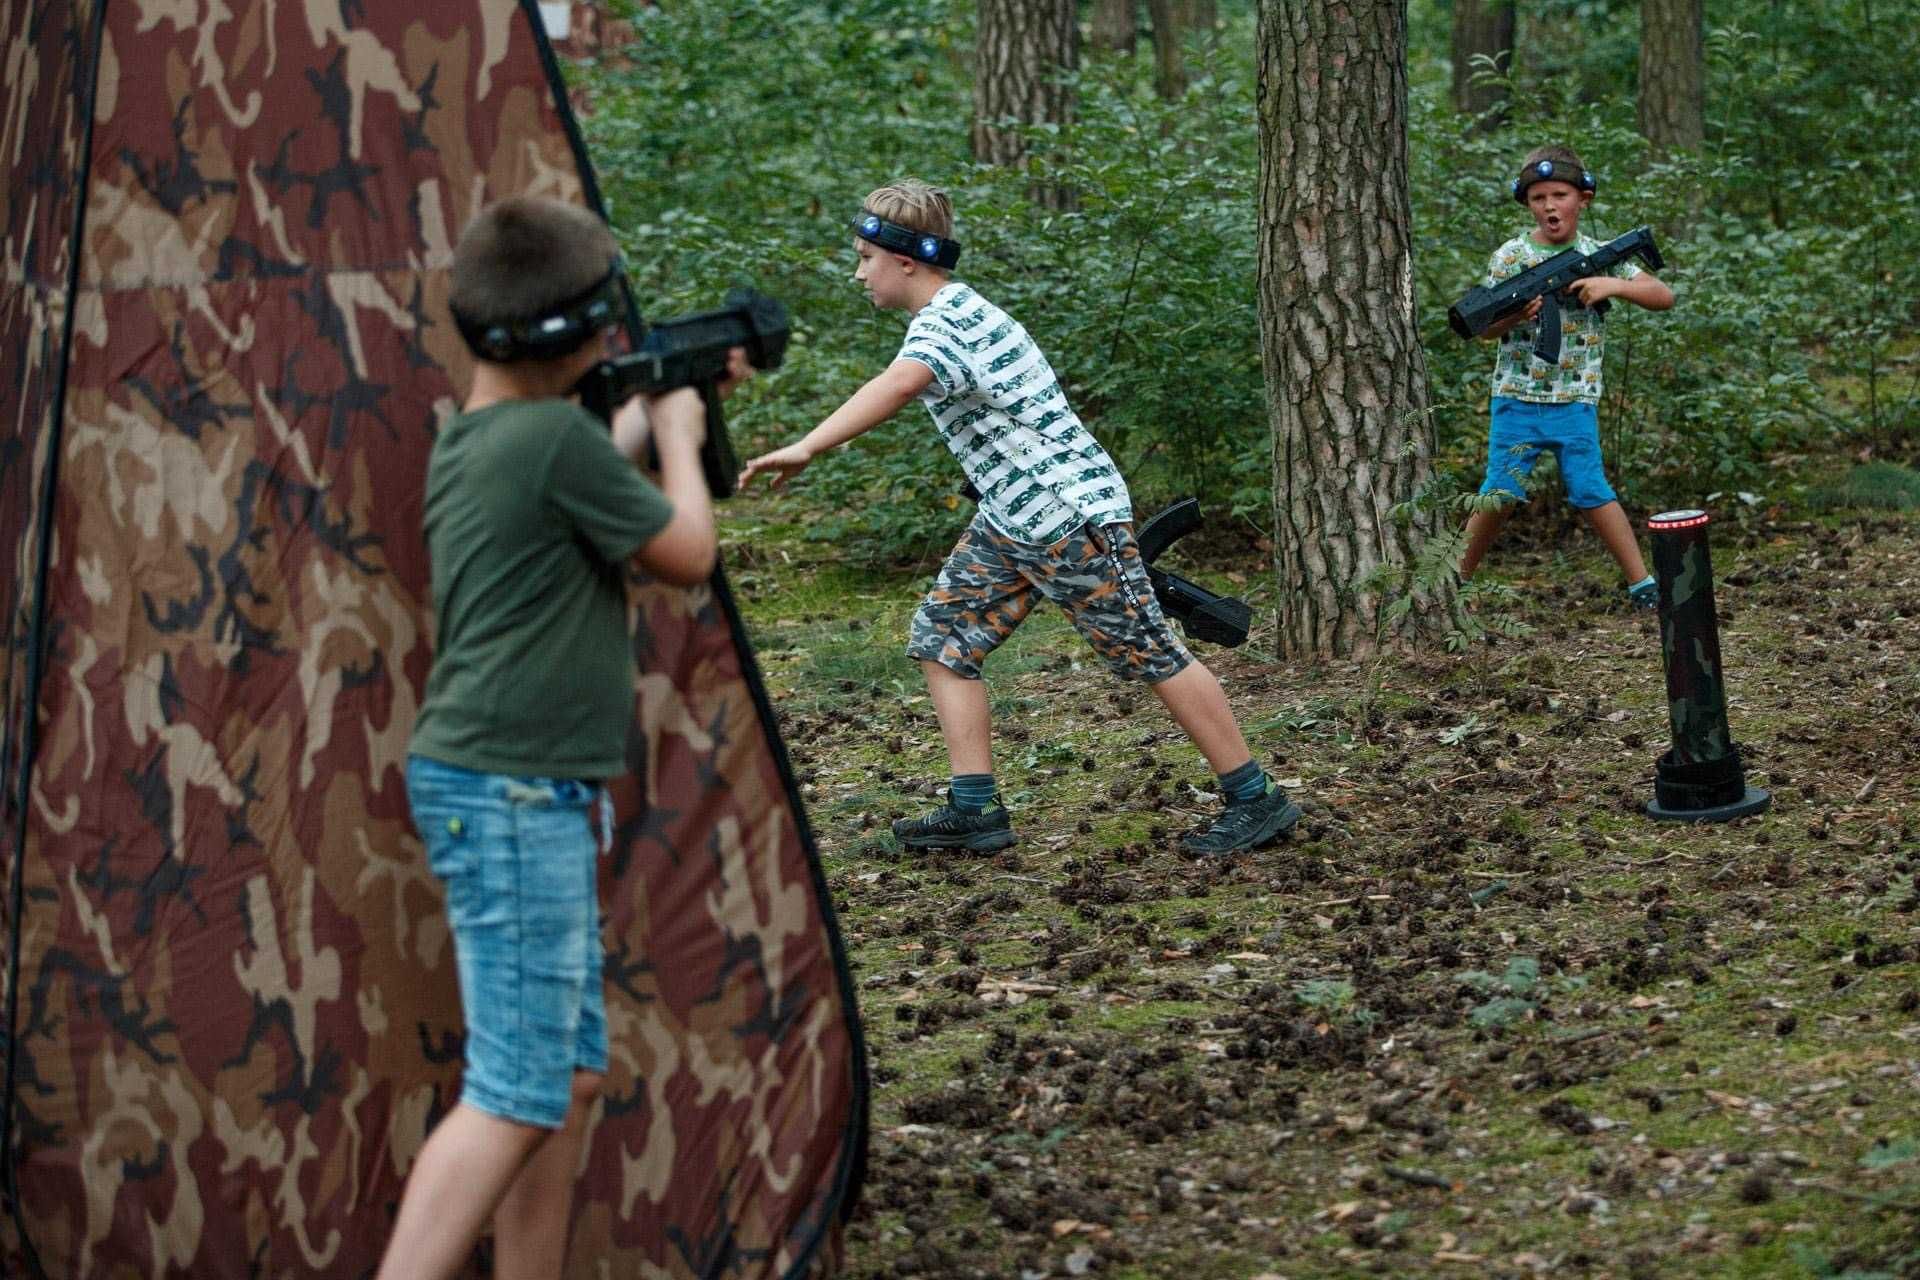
734, 505, 1920, 1280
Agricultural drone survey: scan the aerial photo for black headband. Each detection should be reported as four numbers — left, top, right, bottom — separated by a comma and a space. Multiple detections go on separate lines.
451, 260, 624, 363
852, 211, 961, 270
1511, 158, 1597, 204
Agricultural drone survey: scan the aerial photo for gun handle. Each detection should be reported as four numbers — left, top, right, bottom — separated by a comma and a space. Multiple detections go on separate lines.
700, 383, 740, 500
1530, 292, 1564, 365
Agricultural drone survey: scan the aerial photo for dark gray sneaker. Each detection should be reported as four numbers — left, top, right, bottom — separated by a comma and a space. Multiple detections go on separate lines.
892, 802, 1017, 852
1181, 786, 1302, 856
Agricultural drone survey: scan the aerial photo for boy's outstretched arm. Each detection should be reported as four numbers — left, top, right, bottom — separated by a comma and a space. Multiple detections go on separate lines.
737, 358, 933, 491
1567, 270, 1675, 311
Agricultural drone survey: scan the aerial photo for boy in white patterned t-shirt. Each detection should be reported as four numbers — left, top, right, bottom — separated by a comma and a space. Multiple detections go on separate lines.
739, 178, 1301, 857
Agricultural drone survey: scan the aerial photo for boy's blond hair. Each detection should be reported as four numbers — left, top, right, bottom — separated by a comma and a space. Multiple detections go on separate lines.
861, 179, 954, 240
450, 195, 617, 353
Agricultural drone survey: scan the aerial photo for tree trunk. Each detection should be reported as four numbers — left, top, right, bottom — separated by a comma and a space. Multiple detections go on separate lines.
973, 0, 1078, 200
1257, 0, 1460, 659
1146, 0, 1185, 99
1638, 0, 1704, 154
1449, 0, 1513, 128
1090, 0, 1136, 54
1182, 0, 1217, 37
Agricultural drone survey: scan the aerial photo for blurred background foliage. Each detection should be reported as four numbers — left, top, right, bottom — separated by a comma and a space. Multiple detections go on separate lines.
580, 0, 1919, 566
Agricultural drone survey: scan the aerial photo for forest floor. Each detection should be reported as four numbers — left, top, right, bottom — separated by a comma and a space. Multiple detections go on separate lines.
728, 497, 1920, 1280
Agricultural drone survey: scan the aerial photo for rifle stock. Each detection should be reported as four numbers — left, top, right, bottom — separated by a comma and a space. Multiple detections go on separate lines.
1134, 498, 1251, 648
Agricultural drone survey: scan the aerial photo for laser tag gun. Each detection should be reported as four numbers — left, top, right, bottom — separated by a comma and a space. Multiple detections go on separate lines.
574, 288, 791, 499
1134, 498, 1252, 648
1446, 226, 1663, 366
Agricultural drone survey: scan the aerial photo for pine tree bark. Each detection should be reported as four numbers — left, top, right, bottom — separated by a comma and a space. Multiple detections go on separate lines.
1090, 0, 1136, 54
1449, 0, 1514, 128
1146, 0, 1186, 99
1257, 0, 1460, 659
973, 0, 1077, 210
1638, 0, 1704, 154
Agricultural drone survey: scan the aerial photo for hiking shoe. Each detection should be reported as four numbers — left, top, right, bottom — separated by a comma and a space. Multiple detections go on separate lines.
1629, 579, 1660, 610
892, 802, 1017, 852
1181, 786, 1302, 856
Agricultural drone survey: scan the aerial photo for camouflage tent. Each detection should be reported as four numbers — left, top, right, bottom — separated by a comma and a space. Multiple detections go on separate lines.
0, 2, 866, 1275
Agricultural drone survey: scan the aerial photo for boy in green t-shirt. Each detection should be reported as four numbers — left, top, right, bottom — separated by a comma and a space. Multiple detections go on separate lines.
377, 196, 716, 1280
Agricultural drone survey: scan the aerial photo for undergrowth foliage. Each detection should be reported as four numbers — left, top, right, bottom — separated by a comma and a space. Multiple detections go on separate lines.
579, 0, 1918, 567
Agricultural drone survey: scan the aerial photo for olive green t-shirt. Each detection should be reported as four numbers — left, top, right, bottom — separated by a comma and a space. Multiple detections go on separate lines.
410, 399, 673, 779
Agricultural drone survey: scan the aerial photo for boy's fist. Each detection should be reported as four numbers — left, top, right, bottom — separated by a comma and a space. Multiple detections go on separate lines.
737, 443, 814, 491
646, 386, 706, 456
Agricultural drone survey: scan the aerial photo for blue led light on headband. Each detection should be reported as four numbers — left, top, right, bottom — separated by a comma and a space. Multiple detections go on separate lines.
851, 210, 962, 270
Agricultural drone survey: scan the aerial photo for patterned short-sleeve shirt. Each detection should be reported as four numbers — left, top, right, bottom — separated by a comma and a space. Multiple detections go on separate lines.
1487, 231, 1643, 405
898, 282, 1131, 543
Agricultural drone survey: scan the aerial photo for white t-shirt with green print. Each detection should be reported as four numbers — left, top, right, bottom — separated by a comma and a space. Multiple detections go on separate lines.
897, 282, 1132, 544
1486, 231, 1644, 405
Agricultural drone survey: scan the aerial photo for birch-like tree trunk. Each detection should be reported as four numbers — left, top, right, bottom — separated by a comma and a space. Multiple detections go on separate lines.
1450, 0, 1514, 128
1146, 0, 1186, 99
1091, 0, 1136, 54
974, 0, 1077, 209
1257, 0, 1460, 659
1638, 0, 1704, 154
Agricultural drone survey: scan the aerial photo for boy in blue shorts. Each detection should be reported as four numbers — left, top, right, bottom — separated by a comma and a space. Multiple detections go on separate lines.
1458, 144, 1675, 606
738, 178, 1301, 857
377, 196, 717, 1280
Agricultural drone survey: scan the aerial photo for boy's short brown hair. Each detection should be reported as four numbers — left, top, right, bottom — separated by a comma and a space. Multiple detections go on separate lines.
860, 179, 954, 240
449, 195, 618, 356
1522, 143, 1586, 173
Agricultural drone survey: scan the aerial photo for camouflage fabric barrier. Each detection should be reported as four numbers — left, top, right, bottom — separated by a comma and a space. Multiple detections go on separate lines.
0, 3, 866, 1275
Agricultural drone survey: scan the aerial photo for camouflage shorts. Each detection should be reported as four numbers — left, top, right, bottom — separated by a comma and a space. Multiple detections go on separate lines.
907, 512, 1193, 683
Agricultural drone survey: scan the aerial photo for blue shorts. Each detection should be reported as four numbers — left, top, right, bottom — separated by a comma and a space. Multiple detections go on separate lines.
1479, 397, 1617, 510
405, 755, 610, 1129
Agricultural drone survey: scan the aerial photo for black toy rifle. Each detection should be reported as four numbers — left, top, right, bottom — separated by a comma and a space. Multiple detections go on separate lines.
574, 288, 790, 499
1446, 226, 1664, 365
1134, 498, 1252, 648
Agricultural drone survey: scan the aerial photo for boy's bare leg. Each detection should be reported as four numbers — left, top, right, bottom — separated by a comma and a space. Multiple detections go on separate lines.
1458, 507, 1510, 578
1580, 501, 1650, 583
375, 1104, 550, 1280
492, 1070, 604, 1280
920, 659, 993, 776
1150, 661, 1253, 776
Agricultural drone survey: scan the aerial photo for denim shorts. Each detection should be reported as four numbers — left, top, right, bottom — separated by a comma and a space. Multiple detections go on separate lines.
906, 512, 1193, 684
1479, 397, 1617, 509
405, 754, 610, 1128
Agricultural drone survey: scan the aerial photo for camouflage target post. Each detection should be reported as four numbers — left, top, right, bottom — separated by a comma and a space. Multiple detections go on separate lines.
1645, 510, 1771, 822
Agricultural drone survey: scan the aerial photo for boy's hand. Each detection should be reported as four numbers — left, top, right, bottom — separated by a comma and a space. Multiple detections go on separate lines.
647, 386, 707, 457
1565, 276, 1620, 307
716, 346, 753, 400
737, 443, 814, 491
610, 394, 653, 462
1484, 295, 1542, 339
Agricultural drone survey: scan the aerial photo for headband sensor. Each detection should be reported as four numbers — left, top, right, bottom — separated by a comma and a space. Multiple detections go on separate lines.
852, 212, 961, 270
1511, 159, 1597, 204
452, 261, 624, 362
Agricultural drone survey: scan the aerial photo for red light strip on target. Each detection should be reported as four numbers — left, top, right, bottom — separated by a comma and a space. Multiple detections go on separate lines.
1648, 511, 1711, 530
